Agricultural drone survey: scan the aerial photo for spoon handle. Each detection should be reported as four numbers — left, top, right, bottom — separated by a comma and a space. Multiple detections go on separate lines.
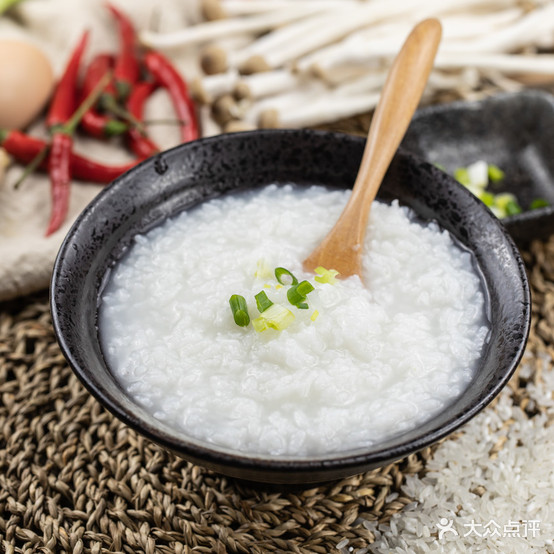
303, 18, 442, 277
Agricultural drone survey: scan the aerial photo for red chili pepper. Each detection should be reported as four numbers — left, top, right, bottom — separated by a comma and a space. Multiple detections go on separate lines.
0, 129, 142, 183
45, 30, 90, 236
126, 81, 160, 158
47, 31, 89, 129
81, 53, 128, 138
46, 133, 73, 235
72, 148, 140, 182
106, 3, 140, 100
144, 50, 199, 143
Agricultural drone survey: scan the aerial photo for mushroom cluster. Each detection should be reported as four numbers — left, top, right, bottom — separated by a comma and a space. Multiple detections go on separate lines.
141, 0, 554, 133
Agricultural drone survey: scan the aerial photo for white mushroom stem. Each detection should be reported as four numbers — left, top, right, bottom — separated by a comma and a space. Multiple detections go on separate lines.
210, 3, 349, 71
301, 6, 554, 80
254, 69, 481, 129
140, 3, 339, 49
258, 92, 381, 128
330, 71, 388, 97
199, 105, 223, 137
480, 70, 524, 92
204, 0, 360, 18
325, 67, 479, 100
233, 69, 302, 100
236, 1, 423, 71
191, 70, 240, 104
238, 81, 330, 125
296, 8, 523, 72
239, 63, 490, 130
235, 0, 516, 71
452, 3, 554, 53
315, 49, 554, 83
436, 53, 554, 75
426, 68, 481, 92
312, 64, 377, 87
223, 119, 257, 133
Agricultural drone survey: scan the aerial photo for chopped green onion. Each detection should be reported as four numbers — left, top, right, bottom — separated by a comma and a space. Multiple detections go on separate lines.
310, 310, 319, 322
433, 163, 446, 171
251, 317, 268, 333
453, 167, 471, 187
255, 290, 273, 313
275, 267, 298, 286
229, 294, 250, 327
254, 258, 273, 280
530, 198, 550, 210
495, 193, 519, 211
487, 164, 505, 183
286, 286, 305, 306
314, 266, 339, 285
505, 199, 522, 216
297, 280, 314, 295
478, 191, 495, 207
252, 303, 295, 332
287, 280, 314, 308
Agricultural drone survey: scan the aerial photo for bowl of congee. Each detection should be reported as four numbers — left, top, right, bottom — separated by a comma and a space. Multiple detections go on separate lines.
51, 129, 530, 484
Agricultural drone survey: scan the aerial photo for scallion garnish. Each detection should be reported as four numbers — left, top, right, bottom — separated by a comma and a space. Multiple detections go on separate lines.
275, 267, 298, 286
478, 191, 495, 207
254, 258, 273, 280
487, 164, 505, 183
314, 266, 339, 285
255, 290, 273, 313
287, 280, 314, 309
229, 294, 250, 327
505, 199, 522, 216
450, 161, 527, 218
231, 263, 325, 332
252, 303, 295, 332
530, 198, 550, 210
495, 193, 522, 216
453, 167, 471, 187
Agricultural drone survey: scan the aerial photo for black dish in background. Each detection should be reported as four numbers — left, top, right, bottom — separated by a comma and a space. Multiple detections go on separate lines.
50, 129, 530, 484
402, 89, 554, 246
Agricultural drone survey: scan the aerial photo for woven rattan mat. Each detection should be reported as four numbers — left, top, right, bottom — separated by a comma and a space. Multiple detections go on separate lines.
1, 113, 553, 552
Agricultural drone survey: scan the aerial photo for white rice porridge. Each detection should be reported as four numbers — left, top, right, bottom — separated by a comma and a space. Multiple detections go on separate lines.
99, 184, 490, 457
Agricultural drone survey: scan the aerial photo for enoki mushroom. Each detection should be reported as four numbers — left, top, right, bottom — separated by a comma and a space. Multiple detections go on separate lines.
141, 0, 554, 133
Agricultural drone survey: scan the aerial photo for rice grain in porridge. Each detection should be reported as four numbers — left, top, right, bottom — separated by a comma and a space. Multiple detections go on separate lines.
99, 184, 490, 457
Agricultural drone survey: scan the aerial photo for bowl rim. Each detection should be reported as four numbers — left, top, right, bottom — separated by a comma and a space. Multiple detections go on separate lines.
50, 128, 531, 479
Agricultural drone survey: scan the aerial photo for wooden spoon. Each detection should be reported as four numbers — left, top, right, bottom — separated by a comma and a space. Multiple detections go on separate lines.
303, 18, 442, 279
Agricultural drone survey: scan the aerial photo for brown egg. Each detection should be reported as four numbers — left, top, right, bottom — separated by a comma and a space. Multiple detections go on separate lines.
0, 39, 54, 130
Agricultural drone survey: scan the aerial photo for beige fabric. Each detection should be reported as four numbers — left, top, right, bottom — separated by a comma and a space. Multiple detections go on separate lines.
0, 0, 203, 301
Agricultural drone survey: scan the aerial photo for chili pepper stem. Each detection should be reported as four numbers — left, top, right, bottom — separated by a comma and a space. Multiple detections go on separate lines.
12, 144, 50, 189
101, 94, 147, 134
59, 71, 113, 136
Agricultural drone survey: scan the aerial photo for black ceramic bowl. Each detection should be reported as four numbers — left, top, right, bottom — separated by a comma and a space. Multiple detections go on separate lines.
51, 129, 530, 484
402, 89, 554, 246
